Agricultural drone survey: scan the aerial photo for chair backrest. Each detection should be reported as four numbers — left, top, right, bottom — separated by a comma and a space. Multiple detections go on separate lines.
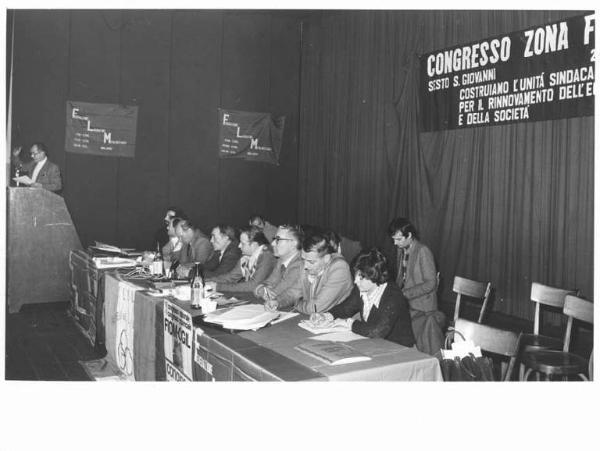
562, 295, 593, 352
530, 282, 576, 334
453, 318, 520, 381
452, 276, 492, 324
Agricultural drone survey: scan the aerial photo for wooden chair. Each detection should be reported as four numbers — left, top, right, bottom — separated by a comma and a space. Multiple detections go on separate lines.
521, 295, 593, 381
452, 318, 520, 381
516, 282, 577, 379
518, 282, 576, 380
452, 276, 491, 324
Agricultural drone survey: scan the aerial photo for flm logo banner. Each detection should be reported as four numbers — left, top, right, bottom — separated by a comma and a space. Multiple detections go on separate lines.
65, 101, 138, 157
218, 108, 285, 165
420, 13, 595, 131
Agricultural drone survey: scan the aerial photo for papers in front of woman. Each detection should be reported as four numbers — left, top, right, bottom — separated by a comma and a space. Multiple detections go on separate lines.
298, 318, 351, 334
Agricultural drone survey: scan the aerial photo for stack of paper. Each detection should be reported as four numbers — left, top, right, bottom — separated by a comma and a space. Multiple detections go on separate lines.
298, 319, 351, 334
308, 330, 366, 342
203, 304, 279, 330
92, 256, 137, 269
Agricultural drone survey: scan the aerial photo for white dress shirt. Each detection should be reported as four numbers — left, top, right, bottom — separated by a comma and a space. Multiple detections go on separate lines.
360, 282, 387, 321
30, 157, 47, 183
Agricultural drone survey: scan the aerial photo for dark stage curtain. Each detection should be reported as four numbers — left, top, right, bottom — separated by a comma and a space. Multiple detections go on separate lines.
298, 10, 593, 320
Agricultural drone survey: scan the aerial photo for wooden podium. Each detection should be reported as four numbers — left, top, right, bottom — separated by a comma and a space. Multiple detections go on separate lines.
6, 187, 83, 313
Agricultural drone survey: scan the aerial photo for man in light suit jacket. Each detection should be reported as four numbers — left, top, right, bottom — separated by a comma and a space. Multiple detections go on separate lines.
296, 231, 354, 314
255, 224, 304, 310
12, 142, 62, 192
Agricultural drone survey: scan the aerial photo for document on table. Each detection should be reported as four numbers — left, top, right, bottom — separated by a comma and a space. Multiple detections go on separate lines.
92, 241, 124, 253
13, 175, 33, 185
296, 340, 371, 366
308, 330, 367, 342
92, 256, 138, 269
203, 304, 279, 330
271, 312, 299, 325
298, 319, 351, 334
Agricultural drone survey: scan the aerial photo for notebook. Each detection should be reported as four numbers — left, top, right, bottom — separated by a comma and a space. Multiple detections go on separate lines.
295, 340, 371, 366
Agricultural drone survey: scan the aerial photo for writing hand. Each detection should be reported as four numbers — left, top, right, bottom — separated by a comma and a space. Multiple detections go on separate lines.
264, 299, 279, 312
309, 312, 333, 326
263, 287, 277, 301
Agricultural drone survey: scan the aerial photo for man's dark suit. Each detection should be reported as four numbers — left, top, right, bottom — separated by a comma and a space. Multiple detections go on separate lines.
203, 242, 242, 278
17, 158, 62, 192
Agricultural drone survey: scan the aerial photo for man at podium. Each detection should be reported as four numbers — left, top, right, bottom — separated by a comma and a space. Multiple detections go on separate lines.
12, 142, 62, 193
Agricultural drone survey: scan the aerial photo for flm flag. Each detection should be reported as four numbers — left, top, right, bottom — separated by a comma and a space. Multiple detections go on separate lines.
65, 100, 138, 157
218, 108, 285, 165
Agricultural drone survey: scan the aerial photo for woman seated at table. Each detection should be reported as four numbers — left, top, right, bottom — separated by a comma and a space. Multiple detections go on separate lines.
205, 225, 276, 293
310, 248, 415, 347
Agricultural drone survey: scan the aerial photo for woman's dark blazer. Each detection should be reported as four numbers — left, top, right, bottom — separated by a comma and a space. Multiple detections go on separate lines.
329, 282, 415, 347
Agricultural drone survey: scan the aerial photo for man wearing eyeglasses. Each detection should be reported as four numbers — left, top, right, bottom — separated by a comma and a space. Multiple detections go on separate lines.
255, 225, 304, 311
12, 142, 62, 193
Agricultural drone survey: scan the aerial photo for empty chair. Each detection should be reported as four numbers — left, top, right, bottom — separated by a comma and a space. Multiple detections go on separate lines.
452, 276, 491, 324
521, 295, 593, 381
452, 318, 520, 381
516, 282, 577, 379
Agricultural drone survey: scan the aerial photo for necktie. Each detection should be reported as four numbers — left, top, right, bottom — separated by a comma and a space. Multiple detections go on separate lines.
280, 264, 286, 278
401, 251, 409, 283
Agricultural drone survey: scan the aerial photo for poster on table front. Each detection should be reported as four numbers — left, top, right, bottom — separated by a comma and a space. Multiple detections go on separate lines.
217, 108, 285, 165
65, 100, 138, 157
420, 13, 595, 131
164, 300, 193, 381
113, 281, 140, 381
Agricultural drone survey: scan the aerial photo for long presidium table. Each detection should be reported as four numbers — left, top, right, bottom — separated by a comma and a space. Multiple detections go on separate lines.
101, 272, 443, 381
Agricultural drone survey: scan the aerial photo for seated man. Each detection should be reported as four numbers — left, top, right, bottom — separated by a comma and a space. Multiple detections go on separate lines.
311, 249, 415, 347
249, 214, 278, 243
203, 224, 242, 278
255, 224, 304, 311
295, 231, 354, 314
162, 217, 183, 263
206, 226, 276, 293
155, 206, 186, 249
12, 143, 62, 192
174, 219, 213, 278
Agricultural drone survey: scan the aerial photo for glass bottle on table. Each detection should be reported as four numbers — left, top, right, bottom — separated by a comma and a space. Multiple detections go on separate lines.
191, 263, 204, 305
153, 242, 163, 275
